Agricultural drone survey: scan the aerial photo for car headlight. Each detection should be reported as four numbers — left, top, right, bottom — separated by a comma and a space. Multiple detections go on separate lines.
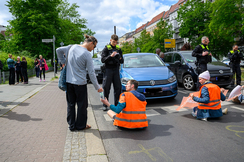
121, 77, 131, 85
168, 75, 176, 83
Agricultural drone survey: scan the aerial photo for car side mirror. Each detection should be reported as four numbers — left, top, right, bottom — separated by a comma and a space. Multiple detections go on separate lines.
174, 60, 181, 65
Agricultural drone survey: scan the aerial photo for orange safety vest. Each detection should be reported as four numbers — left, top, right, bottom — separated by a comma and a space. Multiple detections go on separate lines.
113, 92, 148, 129
198, 83, 221, 110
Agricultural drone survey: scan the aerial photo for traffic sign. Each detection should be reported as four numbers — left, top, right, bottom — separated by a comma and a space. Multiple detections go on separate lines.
60, 42, 64, 46
164, 39, 175, 48
42, 39, 53, 43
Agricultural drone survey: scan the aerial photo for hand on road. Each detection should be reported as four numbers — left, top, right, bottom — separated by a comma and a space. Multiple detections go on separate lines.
97, 87, 103, 93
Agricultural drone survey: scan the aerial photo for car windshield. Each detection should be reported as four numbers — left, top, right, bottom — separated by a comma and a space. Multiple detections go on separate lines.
93, 59, 103, 66
123, 54, 165, 68
181, 52, 218, 63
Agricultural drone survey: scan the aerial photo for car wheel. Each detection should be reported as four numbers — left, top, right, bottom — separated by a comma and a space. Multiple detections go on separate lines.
183, 74, 195, 90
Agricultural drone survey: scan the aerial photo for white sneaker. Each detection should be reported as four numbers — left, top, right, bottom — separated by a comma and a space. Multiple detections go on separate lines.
222, 108, 228, 115
201, 118, 207, 121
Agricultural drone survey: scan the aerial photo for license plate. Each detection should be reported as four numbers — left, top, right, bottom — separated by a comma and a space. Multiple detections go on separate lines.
210, 77, 217, 81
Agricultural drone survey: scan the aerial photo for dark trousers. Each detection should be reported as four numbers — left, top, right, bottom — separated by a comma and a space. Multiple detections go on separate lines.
231, 63, 241, 85
16, 70, 23, 83
197, 63, 208, 90
40, 68, 45, 80
102, 67, 121, 107
9, 68, 15, 85
35, 67, 39, 77
66, 83, 88, 130
21, 68, 28, 83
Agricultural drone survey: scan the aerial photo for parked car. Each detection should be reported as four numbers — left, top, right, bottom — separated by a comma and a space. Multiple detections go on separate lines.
164, 51, 233, 90
87, 58, 103, 83
222, 58, 244, 67
120, 53, 178, 99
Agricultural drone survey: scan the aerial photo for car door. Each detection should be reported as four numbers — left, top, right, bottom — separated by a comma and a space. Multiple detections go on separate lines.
164, 53, 173, 71
172, 53, 183, 82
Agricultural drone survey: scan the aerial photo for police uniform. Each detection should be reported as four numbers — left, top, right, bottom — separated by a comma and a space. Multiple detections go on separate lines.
192, 43, 212, 73
192, 43, 212, 90
228, 49, 243, 85
101, 43, 124, 110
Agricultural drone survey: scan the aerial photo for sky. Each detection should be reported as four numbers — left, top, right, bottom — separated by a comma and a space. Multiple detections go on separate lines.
0, 0, 178, 52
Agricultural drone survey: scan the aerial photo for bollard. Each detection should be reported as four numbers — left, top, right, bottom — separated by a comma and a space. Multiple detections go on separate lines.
3, 71, 5, 83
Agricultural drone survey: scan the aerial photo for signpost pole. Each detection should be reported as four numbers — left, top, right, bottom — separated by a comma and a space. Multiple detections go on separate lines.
53, 35, 56, 77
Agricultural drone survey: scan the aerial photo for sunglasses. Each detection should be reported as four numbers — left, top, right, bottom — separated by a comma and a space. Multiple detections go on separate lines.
93, 42, 96, 48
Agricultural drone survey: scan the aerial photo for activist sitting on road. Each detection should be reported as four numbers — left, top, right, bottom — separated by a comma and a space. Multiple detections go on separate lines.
100, 79, 148, 129
190, 70, 228, 121
232, 85, 244, 104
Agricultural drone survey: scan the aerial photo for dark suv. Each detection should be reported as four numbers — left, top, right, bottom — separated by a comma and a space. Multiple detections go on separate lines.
164, 51, 233, 90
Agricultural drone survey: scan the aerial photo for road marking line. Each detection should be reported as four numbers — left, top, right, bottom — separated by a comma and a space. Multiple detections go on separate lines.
104, 114, 113, 121
231, 106, 244, 112
129, 144, 173, 162
178, 90, 191, 94
146, 109, 161, 117
226, 125, 244, 139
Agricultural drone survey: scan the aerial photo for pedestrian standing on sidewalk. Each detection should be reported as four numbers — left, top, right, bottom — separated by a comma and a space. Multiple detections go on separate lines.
34, 58, 40, 77
15, 56, 23, 84
39, 55, 46, 82
21, 56, 28, 84
101, 34, 124, 111
56, 34, 103, 131
7, 54, 15, 85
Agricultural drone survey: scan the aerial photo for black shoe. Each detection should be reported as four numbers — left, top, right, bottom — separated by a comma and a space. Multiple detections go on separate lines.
103, 107, 108, 111
70, 129, 76, 132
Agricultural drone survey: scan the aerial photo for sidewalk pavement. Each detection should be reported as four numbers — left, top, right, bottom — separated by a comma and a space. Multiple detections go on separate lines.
0, 71, 108, 162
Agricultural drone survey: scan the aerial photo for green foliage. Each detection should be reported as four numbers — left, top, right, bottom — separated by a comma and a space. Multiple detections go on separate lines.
0, 51, 35, 71
121, 19, 174, 54
3, 0, 94, 59
177, 0, 244, 58
177, 0, 211, 46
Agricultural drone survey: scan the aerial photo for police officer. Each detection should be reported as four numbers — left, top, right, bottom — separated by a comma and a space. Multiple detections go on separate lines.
101, 34, 124, 111
192, 36, 212, 89
228, 45, 243, 86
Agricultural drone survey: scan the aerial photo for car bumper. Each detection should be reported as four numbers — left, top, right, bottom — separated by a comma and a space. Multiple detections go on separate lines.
210, 73, 233, 86
122, 81, 178, 99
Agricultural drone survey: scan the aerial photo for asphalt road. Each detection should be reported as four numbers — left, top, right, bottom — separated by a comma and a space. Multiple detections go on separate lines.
88, 84, 244, 162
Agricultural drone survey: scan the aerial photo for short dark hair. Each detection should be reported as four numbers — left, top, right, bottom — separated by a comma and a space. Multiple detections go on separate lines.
111, 34, 118, 41
129, 79, 139, 90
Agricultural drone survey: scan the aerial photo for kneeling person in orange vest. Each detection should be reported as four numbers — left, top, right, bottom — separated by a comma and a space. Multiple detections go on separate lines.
190, 70, 227, 121
100, 79, 148, 129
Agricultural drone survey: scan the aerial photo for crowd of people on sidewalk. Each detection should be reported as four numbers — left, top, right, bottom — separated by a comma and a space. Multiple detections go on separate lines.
5, 54, 50, 85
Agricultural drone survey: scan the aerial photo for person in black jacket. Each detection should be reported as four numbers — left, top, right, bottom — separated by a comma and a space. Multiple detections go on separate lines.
228, 45, 243, 86
21, 56, 28, 84
101, 34, 124, 111
15, 56, 23, 84
34, 58, 39, 77
192, 36, 212, 89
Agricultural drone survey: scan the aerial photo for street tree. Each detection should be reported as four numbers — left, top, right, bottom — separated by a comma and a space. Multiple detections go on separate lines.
208, 0, 244, 56
177, 0, 211, 47
5, 0, 94, 59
